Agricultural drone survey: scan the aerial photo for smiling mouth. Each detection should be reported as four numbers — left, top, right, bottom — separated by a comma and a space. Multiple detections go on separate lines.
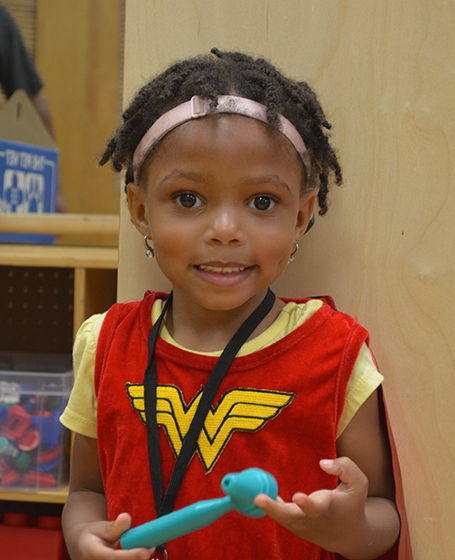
196, 264, 250, 274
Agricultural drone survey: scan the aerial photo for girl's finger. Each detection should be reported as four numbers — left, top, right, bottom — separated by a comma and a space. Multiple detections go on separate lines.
254, 493, 292, 519
319, 457, 368, 493
292, 490, 332, 518
106, 512, 132, 542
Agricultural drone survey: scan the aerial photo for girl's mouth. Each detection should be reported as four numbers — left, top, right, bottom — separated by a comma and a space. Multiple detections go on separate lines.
194, 264, 254, 287
197, 264, 249, 274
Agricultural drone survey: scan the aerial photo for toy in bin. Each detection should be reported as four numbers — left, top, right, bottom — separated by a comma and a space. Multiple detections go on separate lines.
0, 368, 71, 491
121, 468, 278, 550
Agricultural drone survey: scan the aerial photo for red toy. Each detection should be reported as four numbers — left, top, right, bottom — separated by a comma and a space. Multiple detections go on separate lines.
1, 405, 31, 441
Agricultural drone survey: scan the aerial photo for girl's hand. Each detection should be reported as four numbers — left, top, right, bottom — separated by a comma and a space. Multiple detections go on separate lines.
254, 457, 373, 556
255, 389, 401, 559
77, 512, 155, 560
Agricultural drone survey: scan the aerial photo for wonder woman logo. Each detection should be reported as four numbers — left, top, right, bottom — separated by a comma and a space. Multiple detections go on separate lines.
126, 383, 294, 473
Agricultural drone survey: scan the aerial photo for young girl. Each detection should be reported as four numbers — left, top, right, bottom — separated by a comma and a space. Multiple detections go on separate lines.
61, 49, 401, 560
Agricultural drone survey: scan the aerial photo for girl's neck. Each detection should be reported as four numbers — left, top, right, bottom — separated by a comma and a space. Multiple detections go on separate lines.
164, 289, 285, 353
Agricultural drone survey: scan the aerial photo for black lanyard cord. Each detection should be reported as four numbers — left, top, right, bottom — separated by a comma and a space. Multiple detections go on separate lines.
143, 288, 276, 540
144, 292, 173, 515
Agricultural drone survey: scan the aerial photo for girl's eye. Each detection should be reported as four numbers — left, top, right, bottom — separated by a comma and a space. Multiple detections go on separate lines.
248, 196, 276, 211
175, 193, 202, 208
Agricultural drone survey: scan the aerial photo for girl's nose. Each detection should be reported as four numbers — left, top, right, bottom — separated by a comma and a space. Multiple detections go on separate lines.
203, 206, 245, 245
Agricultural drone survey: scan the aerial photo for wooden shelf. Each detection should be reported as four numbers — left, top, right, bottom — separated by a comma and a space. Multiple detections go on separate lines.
0, 237, 118, 507
0, 213, 119, 238
0, 487, 69, 505
0, 243, 118, 269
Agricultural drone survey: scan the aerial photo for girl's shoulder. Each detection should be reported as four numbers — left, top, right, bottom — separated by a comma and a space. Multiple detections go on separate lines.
74, 312, 107, 356
276, 295, 347, 337
280, 294, 337, 309
104, 290, 168, 318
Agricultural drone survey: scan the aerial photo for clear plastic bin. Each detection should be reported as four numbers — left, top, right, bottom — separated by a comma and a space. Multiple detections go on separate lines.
0, 352, 72, 492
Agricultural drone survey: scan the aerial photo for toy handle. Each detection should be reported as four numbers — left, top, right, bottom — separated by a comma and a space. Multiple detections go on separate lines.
120, 496, 232, 550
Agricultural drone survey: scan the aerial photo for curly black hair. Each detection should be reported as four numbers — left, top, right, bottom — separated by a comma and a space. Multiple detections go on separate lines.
100, 48, 342, 215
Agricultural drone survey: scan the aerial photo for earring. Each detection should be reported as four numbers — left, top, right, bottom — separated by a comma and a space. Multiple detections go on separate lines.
288, 242, 299, 264
143, 235, 155, 259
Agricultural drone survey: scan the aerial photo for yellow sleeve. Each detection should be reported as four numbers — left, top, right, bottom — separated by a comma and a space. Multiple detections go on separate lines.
337, 343, 384, 438
59, 312, 106, 438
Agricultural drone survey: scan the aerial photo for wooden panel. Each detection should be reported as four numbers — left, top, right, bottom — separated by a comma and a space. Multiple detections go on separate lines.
73, 267, 117, 336
121, 1, 455, 558
34, 0, 124, 218
77, 268, 117, 331
72, 266, 86, 340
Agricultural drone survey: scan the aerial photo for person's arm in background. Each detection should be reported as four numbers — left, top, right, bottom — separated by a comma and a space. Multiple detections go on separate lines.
29, 88, 55, 139
30, 88, 67, 211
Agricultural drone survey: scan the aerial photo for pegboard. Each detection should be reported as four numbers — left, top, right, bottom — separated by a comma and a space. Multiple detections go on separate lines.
0, 266, 73, 354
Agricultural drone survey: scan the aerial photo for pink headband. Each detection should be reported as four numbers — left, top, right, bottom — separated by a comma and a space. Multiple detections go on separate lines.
132, 95, 311, 179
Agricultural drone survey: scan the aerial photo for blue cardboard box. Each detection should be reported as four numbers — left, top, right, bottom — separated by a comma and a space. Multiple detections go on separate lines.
0, 139, 58, 243
0, 90, 59, 244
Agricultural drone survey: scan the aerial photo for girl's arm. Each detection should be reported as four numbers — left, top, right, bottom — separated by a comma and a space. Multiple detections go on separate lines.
62, 433, 154, 560
254, 389, 400, 560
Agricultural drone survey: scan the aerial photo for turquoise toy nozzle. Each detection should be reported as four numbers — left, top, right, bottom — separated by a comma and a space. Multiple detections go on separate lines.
120, 468, 278, 550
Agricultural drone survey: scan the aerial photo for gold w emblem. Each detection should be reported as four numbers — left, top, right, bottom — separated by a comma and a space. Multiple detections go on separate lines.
126, 383, 294, 473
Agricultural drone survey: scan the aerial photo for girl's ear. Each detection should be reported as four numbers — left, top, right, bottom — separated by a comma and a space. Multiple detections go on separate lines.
294, 190, 317, 241
127, 182, 151, 237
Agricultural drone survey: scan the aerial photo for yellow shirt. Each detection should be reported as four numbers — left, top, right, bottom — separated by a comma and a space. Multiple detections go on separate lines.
61, 299, 383, 439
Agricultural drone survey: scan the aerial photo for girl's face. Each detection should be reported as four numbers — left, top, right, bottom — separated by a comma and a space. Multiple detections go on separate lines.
128, 114, 315, 315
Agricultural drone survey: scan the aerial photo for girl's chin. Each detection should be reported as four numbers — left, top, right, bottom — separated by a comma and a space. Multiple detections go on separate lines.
172, 287, 270, 316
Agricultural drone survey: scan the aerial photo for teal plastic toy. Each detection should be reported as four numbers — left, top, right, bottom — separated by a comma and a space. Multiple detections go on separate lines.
120, 468, 278, 550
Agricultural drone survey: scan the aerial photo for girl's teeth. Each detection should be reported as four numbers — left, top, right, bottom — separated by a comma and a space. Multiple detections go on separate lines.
199, 265, 246, 273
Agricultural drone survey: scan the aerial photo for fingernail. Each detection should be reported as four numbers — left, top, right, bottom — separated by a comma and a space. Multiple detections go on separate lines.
321, 459, 334, 466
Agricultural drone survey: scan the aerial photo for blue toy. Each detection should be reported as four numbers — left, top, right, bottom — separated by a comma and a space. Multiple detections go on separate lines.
120, 467, 278, 550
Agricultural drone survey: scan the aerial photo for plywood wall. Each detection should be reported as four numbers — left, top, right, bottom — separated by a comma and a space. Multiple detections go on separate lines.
35, 0, 124, 217
120, 2, 455, 558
